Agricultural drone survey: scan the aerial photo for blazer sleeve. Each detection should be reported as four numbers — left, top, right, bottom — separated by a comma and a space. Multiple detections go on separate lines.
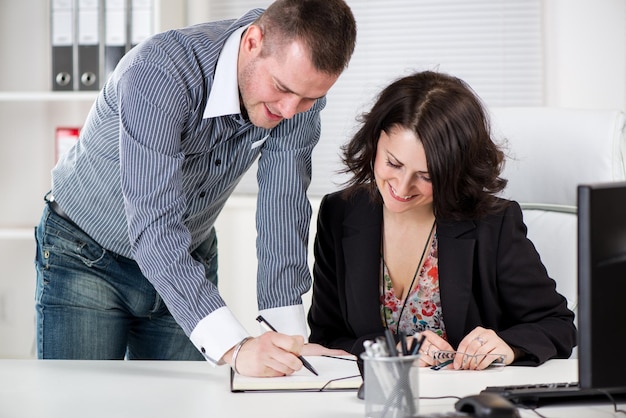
308, 195, 349, 349
308, 194, 369, 353
486, 202, 577, 365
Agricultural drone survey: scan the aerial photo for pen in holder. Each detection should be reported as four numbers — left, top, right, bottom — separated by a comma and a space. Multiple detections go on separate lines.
361, 353, 420, 418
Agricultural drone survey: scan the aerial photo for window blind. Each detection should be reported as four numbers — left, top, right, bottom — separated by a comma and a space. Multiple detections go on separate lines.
204, 0, 543, 196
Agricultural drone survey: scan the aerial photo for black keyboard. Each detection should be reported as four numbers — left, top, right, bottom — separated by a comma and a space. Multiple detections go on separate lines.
481, 382, 626, 408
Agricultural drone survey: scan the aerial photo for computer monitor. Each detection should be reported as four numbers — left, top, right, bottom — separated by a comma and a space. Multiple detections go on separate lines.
577, 181, 626, 390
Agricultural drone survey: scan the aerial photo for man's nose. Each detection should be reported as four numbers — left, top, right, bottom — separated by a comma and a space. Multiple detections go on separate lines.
277, 96, 314, 120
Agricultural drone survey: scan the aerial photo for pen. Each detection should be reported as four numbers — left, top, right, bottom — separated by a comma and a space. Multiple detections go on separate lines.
431, 359, 453, 371
384, 328, 398, 357
399, 330, 408, 356
255, 315, 319, 376
410, 334, 426, 356
363, 340, 375, 357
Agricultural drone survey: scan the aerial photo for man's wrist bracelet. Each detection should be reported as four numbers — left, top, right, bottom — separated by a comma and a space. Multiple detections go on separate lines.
232, 337, 253, 375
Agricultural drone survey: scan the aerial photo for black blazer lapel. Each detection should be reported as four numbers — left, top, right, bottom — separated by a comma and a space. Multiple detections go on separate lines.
437, 220, 479, 348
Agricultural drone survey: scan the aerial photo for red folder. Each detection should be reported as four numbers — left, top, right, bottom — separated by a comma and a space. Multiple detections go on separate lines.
55, 127, 81, 163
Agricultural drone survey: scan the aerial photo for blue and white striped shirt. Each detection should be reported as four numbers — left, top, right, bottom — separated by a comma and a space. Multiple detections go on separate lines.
51, 9, 322, 364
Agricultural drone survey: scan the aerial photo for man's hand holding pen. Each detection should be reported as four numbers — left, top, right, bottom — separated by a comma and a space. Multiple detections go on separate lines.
224, 314, 346, 377
224, 331, 307, 377
256, 315, 319, 376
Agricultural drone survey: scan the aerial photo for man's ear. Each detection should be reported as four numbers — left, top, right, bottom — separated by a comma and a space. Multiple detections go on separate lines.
241, 24, 263, 55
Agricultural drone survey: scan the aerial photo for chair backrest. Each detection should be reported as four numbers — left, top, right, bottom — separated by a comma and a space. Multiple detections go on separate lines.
492, 107, 626, 208
489, 107, 626, 351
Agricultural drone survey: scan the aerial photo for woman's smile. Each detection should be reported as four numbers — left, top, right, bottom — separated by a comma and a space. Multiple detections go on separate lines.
388, 183, 416, 202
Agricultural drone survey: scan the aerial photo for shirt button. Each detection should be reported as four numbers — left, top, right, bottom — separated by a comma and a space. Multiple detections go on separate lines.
215, 159, 222, 166
199, 191, 206, 198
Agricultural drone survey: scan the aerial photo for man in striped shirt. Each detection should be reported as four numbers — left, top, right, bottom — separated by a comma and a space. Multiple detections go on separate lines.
34, 0, 356, 377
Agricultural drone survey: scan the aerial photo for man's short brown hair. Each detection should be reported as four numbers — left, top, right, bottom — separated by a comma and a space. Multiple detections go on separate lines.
256, 0, 357, 75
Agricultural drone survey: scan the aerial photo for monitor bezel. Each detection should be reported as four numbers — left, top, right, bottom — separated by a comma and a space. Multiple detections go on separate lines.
577, 181, 626, 390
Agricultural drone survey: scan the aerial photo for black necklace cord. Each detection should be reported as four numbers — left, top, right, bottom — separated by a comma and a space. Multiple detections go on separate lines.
380, 219, 436, 334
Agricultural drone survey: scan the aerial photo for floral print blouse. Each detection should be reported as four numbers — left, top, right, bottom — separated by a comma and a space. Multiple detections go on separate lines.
380, 231, 447, 339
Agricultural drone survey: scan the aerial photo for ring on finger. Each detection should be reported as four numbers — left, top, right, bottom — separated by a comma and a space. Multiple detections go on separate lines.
428, 343, 436, 356
474, 336, 486, 346
420, 342, 431, 356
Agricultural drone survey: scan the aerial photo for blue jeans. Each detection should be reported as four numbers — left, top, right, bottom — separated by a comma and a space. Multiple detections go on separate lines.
34, 203, 217, 360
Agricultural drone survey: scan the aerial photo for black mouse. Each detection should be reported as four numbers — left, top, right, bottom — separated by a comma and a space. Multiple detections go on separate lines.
455, 393, 520, 418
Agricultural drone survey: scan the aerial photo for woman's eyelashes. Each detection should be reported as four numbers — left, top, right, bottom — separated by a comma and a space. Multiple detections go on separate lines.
385, 159, 431, 183
386, 158, 401, 169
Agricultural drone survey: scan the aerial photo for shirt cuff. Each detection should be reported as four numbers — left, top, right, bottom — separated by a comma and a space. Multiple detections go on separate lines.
189, 306, 249, 366
258, 304, 308, 342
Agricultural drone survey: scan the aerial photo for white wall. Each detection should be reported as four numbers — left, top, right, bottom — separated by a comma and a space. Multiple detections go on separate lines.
544, 0, 626, 111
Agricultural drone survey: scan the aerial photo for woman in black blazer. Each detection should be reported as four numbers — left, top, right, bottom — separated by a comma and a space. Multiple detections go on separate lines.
307, 71, 576, 369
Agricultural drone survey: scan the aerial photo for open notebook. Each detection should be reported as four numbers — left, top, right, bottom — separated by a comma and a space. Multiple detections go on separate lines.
230, 355, 362, 392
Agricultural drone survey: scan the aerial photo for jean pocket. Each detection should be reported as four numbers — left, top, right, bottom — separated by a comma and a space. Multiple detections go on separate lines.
41, 217, 108, 269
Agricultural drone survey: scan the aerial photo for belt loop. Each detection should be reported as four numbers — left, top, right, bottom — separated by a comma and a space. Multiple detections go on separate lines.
48, 198, 74, 226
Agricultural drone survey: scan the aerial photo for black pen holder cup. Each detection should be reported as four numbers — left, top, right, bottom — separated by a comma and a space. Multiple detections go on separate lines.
361, 353, 420, 418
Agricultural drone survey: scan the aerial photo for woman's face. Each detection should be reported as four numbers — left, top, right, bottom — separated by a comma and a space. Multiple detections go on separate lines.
373, 125, 433, 214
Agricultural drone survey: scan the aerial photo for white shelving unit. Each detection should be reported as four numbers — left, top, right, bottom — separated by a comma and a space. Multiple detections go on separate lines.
0, 1, 99, 359
0, 92, 99, 102
0, 0, 185, 359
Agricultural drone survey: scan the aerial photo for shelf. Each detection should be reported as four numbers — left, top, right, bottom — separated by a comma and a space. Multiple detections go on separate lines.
0, 91, 99, 102
0, 228, 33, 240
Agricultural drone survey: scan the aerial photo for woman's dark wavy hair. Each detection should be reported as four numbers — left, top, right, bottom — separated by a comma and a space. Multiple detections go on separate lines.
340, 70, 508, 221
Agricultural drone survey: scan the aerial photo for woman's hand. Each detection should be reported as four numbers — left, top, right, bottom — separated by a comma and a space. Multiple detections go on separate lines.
414, 330, 455, 367
454, 326, 515, 370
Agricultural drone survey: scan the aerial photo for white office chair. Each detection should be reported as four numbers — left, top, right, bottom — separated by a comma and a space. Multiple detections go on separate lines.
490, 107, 626, 358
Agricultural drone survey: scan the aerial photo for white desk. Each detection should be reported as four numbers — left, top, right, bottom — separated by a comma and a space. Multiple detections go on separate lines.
0, 359, 621, 417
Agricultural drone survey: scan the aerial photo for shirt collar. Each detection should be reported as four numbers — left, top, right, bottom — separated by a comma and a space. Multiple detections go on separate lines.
203, 25, 248, 119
